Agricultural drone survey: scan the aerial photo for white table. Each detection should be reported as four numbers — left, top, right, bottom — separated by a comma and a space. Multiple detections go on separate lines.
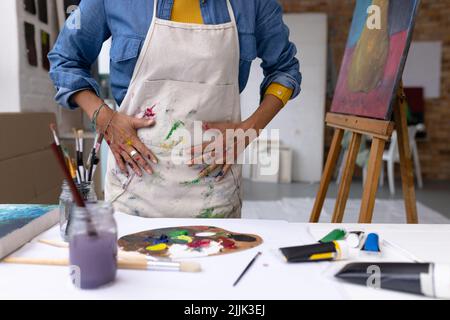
1, 212, 449, 300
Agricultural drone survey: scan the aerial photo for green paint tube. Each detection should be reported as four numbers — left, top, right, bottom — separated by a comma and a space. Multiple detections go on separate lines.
319, 229, 346, 243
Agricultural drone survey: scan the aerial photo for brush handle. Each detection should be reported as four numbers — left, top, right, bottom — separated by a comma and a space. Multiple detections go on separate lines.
3, 256, 148, 271
117, 258, 148, 270
3, 257, 69, 267
51, 144, 85, 207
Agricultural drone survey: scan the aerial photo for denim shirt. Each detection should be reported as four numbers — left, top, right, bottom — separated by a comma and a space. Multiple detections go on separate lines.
48, 0, 302, 109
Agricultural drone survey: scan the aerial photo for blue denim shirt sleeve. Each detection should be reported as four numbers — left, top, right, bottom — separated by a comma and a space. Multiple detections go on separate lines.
48, 0, 111, 109
255, 0, 302, 100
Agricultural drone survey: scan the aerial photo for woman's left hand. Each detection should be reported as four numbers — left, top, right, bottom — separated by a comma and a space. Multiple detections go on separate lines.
188, 121, 258, 182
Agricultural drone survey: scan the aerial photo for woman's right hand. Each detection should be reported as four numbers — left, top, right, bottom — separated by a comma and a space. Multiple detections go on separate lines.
97, 107, 158, 178
73, 90, 157, 178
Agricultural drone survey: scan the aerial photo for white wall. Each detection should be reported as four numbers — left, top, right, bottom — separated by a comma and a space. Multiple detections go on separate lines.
240, 14, 328, 182
18, 0, 60, 114
0, 0, 60, 114
0, 0, 20, 112
403, 41, 442, 99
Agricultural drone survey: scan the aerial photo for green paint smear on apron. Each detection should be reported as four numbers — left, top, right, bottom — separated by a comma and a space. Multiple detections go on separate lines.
201, 182, 214, 198
181, 178, 201, 186
165, 120, 185, 141
196, 208, 226, 219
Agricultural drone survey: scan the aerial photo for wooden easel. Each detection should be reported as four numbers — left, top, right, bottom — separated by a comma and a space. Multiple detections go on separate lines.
310, 83, 419, 224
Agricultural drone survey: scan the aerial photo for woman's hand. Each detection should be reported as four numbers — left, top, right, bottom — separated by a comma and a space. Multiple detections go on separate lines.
73, 90, 158, 177
188, 121, 258, 182
188, 94, 285, 181
98, 107, 158, 177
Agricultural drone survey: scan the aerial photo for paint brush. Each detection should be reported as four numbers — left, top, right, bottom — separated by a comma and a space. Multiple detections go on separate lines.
36, 239, 201, 272
50, 123, 61, 146
77, 129, 86, 183
61, 146, 77, 181
73, 128, 81, 184
50, 142, 97, 237
87, 133, 103, 182
50, 124, 77, 182
119, 256, 202, 272
2, 256, 201, 273
233, 252, 262, 286
70, 158, 78, 181
50, 124, 71, 175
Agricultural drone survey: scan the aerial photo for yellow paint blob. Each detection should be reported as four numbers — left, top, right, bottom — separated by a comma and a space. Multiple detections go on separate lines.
175, 235, 193, 243
146, 243, 168, 251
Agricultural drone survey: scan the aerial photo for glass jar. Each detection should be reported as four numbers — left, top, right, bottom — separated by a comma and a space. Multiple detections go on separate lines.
59, 180, 97, 241
68, 202, 117, 290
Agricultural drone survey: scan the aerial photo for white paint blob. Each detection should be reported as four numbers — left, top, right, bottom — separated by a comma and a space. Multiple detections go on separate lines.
168, 241, 223, 259
195, 232, 217, 237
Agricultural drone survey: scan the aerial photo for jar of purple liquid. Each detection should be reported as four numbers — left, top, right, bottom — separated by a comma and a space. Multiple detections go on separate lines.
68, 202, 117, 289
59, 181, 97, 242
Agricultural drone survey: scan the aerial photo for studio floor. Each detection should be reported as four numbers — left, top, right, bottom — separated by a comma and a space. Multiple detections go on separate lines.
243, 179, 450, 222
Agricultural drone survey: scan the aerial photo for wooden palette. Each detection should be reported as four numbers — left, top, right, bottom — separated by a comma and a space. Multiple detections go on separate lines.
118, 226, 263, 259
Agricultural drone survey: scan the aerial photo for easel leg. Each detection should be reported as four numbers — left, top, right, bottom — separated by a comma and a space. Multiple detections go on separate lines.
310, 129, 344, 223
332, 132, 362, 223
394, 93, 419, 224
359, 138, 386, 223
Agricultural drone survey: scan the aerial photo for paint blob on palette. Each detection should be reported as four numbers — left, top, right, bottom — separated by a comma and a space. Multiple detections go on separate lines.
118, 226, 263, 259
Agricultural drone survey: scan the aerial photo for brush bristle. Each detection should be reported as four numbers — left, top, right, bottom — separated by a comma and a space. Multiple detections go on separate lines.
179, 261, 202, 273
49, 123, 57, 132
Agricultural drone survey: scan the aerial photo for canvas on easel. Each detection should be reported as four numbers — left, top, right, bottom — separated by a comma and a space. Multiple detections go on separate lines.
310, 0, 421, 224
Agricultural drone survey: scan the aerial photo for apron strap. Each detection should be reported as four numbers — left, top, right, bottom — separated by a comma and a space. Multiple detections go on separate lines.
226, 0, 236, 25
153, 0, 158, 20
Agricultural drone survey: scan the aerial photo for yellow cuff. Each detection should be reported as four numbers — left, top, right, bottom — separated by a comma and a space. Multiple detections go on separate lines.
265, 83, 293, 106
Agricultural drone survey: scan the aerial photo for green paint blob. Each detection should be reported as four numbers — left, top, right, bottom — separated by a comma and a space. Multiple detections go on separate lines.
320, 229, 346, 243
168, 230, 189, 238
165, 120, 185, 141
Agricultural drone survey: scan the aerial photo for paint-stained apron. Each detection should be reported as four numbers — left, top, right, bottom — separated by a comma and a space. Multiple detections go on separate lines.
105, 0, 242, 218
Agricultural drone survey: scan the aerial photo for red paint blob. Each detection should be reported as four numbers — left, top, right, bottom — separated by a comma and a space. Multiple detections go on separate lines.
187, 239, 211, 249
218, 237, 236, 249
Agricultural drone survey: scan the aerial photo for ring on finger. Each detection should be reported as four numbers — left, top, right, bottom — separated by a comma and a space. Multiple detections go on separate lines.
130, 150, 139, 158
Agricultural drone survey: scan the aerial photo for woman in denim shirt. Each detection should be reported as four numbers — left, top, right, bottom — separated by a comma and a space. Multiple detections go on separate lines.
49, 0, 301, 218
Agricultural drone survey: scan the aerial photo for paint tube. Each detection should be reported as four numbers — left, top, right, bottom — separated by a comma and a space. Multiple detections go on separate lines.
280, 241, 349, 263
359, 233, 382, 258
319, 229, 347, 243
335, 263, 450, 299
346, 231, 365, 249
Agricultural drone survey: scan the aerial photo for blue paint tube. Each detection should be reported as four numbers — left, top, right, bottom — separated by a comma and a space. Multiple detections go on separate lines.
335, 263, 450, 299
359, 233, 382, 258
363, 233, 380, 252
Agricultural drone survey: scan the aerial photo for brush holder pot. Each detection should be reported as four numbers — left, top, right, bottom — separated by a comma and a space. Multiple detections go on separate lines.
68, 202, 117, 290
59, 180, 97, 241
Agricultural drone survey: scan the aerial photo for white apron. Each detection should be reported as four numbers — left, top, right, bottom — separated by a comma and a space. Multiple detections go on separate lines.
105, 0, 242, 218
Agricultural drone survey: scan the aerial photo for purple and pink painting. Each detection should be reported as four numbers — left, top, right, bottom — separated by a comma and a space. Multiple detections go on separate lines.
331, 0, 420, 120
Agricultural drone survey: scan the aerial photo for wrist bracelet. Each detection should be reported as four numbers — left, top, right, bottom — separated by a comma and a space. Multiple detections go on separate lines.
103, 111, 117, 135
91, 103, 109, 131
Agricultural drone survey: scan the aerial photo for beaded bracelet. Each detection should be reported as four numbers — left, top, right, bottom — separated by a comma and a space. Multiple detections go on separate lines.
91, 103, 109, 131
